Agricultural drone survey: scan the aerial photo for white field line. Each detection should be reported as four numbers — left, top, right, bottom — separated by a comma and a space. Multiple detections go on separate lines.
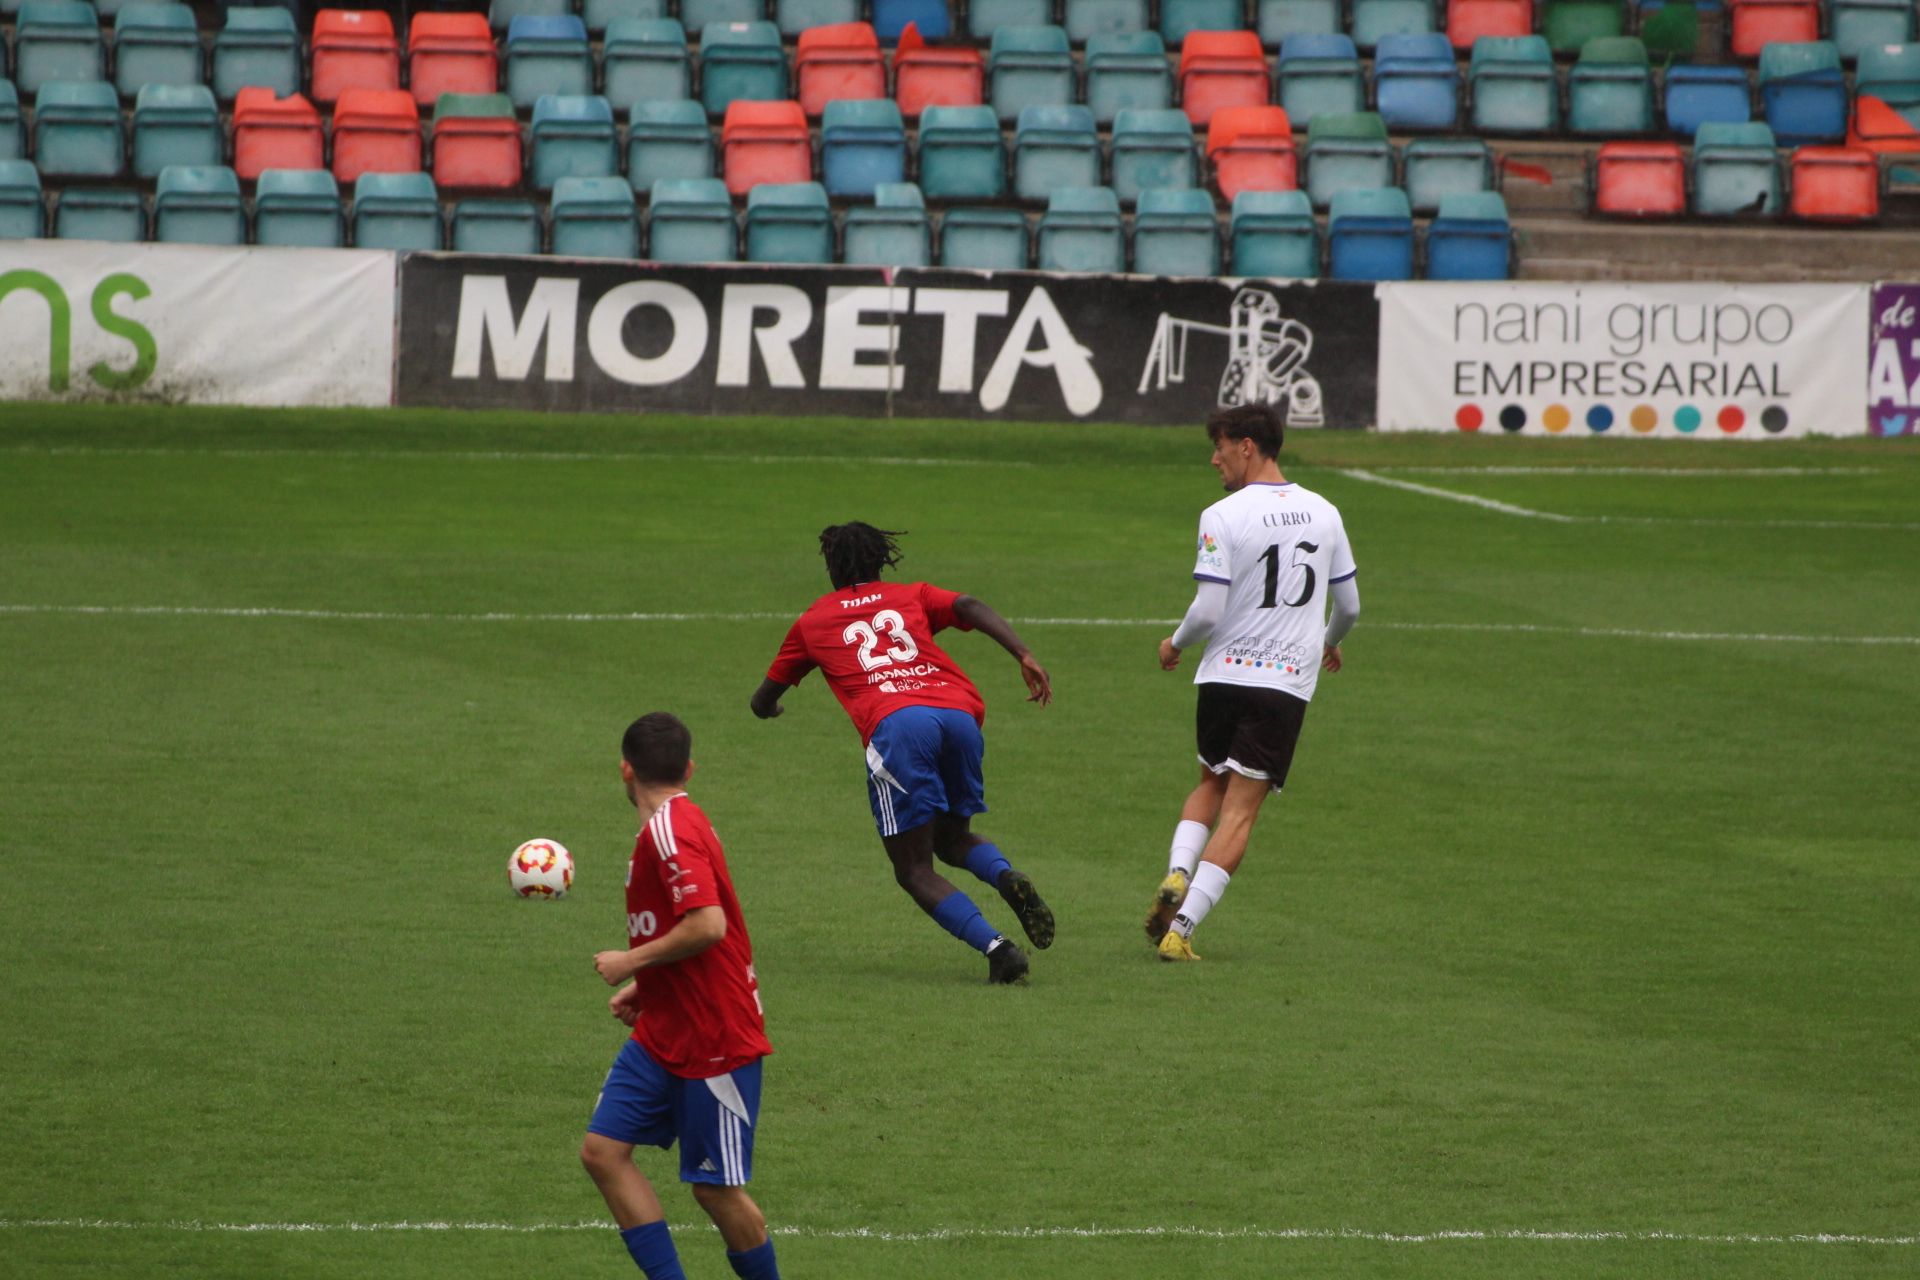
1373, 466, 1883, 477
1340, 469, 1580, 522
2, 604, 1917, 648
0, 1218, 1912, 1246
0, 446, 1034, 468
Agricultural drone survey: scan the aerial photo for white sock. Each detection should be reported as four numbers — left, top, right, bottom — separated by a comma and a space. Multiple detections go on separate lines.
1168, 820, 1209, 879
1170, 862, 1231, 938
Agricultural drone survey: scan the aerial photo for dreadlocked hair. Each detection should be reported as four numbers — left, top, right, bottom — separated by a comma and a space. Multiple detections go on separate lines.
819, 522, 905, 590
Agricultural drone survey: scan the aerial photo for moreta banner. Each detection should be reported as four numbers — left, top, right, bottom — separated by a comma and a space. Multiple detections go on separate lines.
393, 256, 1380, 427
1868, 283, 1920, 438
0, 241, 396, 407
1376, 282, 1870, 439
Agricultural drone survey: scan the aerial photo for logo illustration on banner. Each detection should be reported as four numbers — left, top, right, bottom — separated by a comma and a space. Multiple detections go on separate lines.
1137, 288, 1325, 426
1868, 284, 1920, 437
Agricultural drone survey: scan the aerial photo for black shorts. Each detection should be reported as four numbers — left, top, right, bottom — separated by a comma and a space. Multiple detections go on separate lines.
1195, 682, 1309, 792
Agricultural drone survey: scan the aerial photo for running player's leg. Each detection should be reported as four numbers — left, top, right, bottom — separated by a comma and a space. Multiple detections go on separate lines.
677, 1061, 781, 1279
883, 823, 1025, 980
1147, 765, 1227, 942
583, 1042, 688, 1278
925, 711, 1054, 950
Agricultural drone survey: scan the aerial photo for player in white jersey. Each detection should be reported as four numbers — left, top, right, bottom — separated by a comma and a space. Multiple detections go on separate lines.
1145, 404, 1361, 961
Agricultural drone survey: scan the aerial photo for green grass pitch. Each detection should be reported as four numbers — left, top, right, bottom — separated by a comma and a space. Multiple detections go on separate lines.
1, 405, 1915, 1279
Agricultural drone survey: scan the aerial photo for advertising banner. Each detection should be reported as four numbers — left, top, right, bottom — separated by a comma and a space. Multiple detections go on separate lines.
0, 241, 395, 407
1376, 282, 1870, 438
1868, 283, 1920, 438
394, 256, 1380, 427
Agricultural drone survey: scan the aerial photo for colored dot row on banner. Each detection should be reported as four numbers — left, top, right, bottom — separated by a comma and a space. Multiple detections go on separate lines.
1453, 404, 1792, 434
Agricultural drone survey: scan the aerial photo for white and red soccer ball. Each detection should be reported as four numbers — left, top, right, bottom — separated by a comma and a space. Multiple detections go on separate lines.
509, 839, 573, 899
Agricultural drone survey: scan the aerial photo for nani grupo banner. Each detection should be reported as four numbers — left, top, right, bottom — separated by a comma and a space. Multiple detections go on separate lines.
1375, 282, 1870, 439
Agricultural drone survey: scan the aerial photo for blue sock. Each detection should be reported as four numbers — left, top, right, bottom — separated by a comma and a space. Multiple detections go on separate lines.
931, 890, 1002, 954
620, 1221, 686, 1279
962, 842, 1013, 888
727, 1238, 781, 1279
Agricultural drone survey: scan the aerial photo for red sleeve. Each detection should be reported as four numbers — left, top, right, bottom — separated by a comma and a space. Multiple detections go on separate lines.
656, 814, 722, 919
919, 583, 970, 632
765, 617, 816, 685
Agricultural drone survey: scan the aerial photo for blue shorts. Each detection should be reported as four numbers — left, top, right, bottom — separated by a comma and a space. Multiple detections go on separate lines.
864, 705, 987, 838
586, 1040, 763, 1186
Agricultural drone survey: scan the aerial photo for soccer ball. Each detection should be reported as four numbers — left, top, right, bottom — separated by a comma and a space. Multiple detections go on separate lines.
509, 839, 573, 899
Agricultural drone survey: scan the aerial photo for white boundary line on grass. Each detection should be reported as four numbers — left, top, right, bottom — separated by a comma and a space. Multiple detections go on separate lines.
1372, 466, 1883, 477
0, 446, 1035, 468
0, 1218, 1913, 1246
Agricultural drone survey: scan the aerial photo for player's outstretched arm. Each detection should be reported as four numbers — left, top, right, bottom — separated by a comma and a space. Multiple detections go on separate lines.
749, 677, 791, 719
953, 595, 1052, 707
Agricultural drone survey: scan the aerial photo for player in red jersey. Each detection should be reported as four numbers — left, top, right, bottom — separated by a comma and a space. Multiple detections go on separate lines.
582, 712, 780, 1280
750, 522, 1056, 984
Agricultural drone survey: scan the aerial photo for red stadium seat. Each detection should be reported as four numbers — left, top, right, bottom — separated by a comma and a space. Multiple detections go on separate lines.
1727, 0, 1820, 58
796, 22, 886, 117
893, 27, 984, 118
1206, 104, 1297, 199
1592, 140, 1686, 216
1789, 145, 1881, 220
332, 88, 422, 182
1848, 96, 1920, 158
408, 12, 498, 108
1448, 0, 1533, 50
232, 87, 325, 181
721, 99, 812, 194
431, 95, 523, 190
1179, 30, 1269, 127
310, 9, 402, 105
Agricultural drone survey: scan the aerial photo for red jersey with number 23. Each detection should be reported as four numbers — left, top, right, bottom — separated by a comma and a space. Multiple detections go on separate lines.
767, 581, 985, 745
626, 794, 771, 1078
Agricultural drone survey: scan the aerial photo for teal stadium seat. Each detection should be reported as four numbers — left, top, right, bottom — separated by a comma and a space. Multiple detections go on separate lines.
938, 206, 1029, 269
1109, 107, 1198, 205
153, 164, 246, 245
820, 97, 907, 198
1036, 185, 1125, 272
1567, 36, 1652, 136
682, 0, 762, 32
744, 180, 834, 263
1257, 0, 1341, 49
114, 4, 203, 97
1132, 185, 1220, 275
627, 98, 715, 191
1327, 184, 1413, 280
254, 168, 345, 247
1230, 188, 1320, 277
969, 0, 1053, 42
1424, 189, 1510, 279
353, 171, 444, 249
1085, 31, 1172, 125
990, 26, 1076, 124
131, 83, 222, 180
1351, 0, 1435, 51
1277, 34, 1367, 127
34, 80, 124, 177
0, 82, 23, 162
1013, 103, 1101, 201
842, 181, 931, 266
1758, 41, 1847, 145
1304, 111, 1395, 209
916, 104, 1007, 199
1402, 136, 1492, 212
586, 0, 667, 34
1065, 0, 1150, 44
15, 1, 106, 98
698, 22, 789, 116
604, 20, 693, 114
531, 95, 620, 191
452, 197, 545, 253
505, 15, 595, 110
1469, 35, 1560, 134
1691, 119, 1781, 214
776, 0, 860, 38
490, 0, 570, 30
1160, 0, 1245, 47
648, 176, 738, 262
551, 174, 641, 257
213, 7, 301, 101
0, 159, 46, 237
1831, 0, 1916, 62
56, 187, 145, 240
1857, 43, 1920, 117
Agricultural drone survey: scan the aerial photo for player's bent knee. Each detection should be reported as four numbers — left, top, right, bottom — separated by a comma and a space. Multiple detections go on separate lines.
580, 1134, 630, 1179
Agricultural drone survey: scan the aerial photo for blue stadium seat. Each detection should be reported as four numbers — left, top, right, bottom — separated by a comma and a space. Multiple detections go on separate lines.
1132, 186, 1219, 275
604, 19, 693, 114
1013, 103, 1101, 201
213, 7, 302, 101
1468, 35, 1559, 134
34, 80, 124, 177
1327, 185, 1412, 280
353, 171, 444, 249
916, 103, 1007, 199
1230, 187, 1319, 277
1037, 185, 1125, 272
681, 0, 761, 32
530, 95, 620, 191
1566, 36, 1653, 136
1351, 0, 1436, 51
131, 83, 222, 180
1256, 0, 1340, 49
1277, 34, 1366, 127
938, 206, 1029, 268
55, 187, 145, 241
1758, 41, 1848, 144
505, 15, 595, 110
153, 164, 246, 245
1304, 111, 1394, 209
1110, 107, 1198, 204
627, 98, 715, 191
1372, 32, 1459, 129
1065, 0, 1151, 44
1402, 136, 1492, 212
1691, 119, 1781, 214
872, 0, 952, 41
1424, 190, 1510, 279
969, 0, 1052, 40
1085, 31, 1173, 125
0, 158, 46, 238
586, 0, 667, 35
114, 4, 203, 97
15, 2, 106, 97
698, 22, 789, 116
254, 168, 344, 247
0, 82, 23, 162
1662, 64, 1752, 135
551, 174, 641, 258
842, 181, 931, 266
648, 176, 738, 262
1831, 0, 1916, 62
1160, 0, 1245, 47
821, 97, 907, 198
452, 197, 545, 253
990, 26, 1077, 123
776, 0, 861, 37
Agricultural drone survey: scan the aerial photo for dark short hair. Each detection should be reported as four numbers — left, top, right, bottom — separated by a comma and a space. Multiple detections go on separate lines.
1207, 403, 1284, 459
819, 522, 904, 590
622, 712, 692, 785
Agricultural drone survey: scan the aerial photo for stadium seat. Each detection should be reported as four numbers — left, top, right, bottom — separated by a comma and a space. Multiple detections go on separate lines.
1012, 103, 1101, 200
409, 13, 500, 108
1759, 41, 1848, 144
647, 176, 738, 261
1544, 0, 1625, 53
1447, 0, 1531, 49
1304, 111, 1394, 209
603, 19, 693, 114
131, 84, 223, 180
332, 89, 423, 183
776, 0, 859, 37
1402, 136, 1492, 211
431, 93, 524, 190
254, 168, 345, 247
55, 186, 145, 241
1372, 31, 1459, 130
0, 83, 23, 163
1728, 0, 1820, 58
1637, 0, 1703, 58
1206, 104, 1297, 200
893, 33, 985, 117
1110, 107, 1198, 204
989, 26, 1076, 124
1856, 43, 1920, 112
627, 98, 715, 190
1277, 34, 1366, 127
915, 103, 1007, 198
938, 206, 1029, 268
113, 5, 203, 97
796, 22, 886, 117
310, 10, 402, 106
1831, 0, 1917, 62
551, 174, 641, 257
1160, 0, 1245, 48
872, 0, 953, 41
153, 164, 246, 245
820, 97, 907, 197
1352, 0, 1436, 51
1850, 93, 1920, 156
529, 95, 619, 191
1085, 31, 1173, 125
1788, 145, 1880, 220
505, 15, 594, 110
1663, 64, 1754, 135
1568, 37, 1654, 135
699, 22, 790, 116
1257, 0, 1340, 49
1132, 185, 1219, 275
720, 99, 812, 195
1036, 185, 1125, 272
233, 88, 324, 181
1327, 185, 1412, 279
1468, 36, 1560, 134
842, 181, 931, 266
213, 7, 301, 101
587, 0, 668, 34
1591, 140, 1686, 215
490, 0, 570, 30
1692, 119, 1781, 213
1424, 189, 1510, 278
743, 180, 834, 262
1066, 0, 1150, 44
968, 0, 1052, 40
89, 0, 134, 18
33, 80, 123, 177
451, 196, 545, 252
0, 159, 46, 238
14, 2, 106, 98
1180, 30, 1270, 127
683, 0, 761, 30
1229, 187, 1318, 276
352, 170, 443, 249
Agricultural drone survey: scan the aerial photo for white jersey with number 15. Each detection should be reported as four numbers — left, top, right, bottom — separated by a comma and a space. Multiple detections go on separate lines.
1189, 481, 1357, 701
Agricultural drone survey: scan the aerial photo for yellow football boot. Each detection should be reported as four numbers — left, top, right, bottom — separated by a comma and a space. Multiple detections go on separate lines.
1157, 929, 1201, 962
1144, 868, 1190, 944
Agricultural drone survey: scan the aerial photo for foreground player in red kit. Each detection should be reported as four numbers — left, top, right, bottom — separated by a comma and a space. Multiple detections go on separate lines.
750, 522, 1056, 984
583, 713, 779, 1280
